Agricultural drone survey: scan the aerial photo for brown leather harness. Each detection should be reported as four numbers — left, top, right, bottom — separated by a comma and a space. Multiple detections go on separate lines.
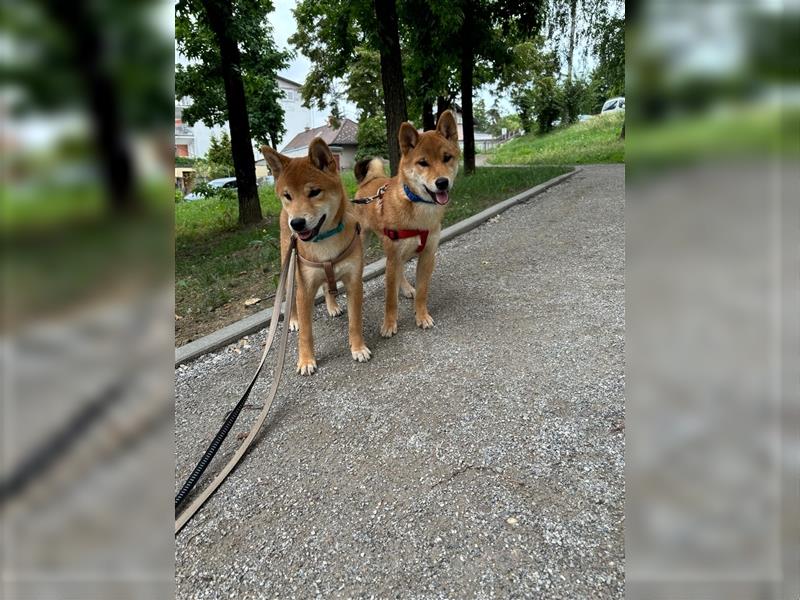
296, 223, 361, 296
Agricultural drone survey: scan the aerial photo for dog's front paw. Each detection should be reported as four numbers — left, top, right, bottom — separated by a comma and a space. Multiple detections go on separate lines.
327, 303, 344, 317
288, 318, 299, 332
416, 312, 434, 329
380, 319, 398, 338
296, 358, 317, 375
351, 345, 372, 362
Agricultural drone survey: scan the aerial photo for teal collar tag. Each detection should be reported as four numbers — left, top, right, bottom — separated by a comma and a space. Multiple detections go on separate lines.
312, 220, 344, 242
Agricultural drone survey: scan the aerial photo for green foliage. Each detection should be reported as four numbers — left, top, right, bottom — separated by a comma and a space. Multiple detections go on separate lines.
345, 47, 385, 119
580, 12, 625, 115
500, 40, 562, 133
473, 99, 492, 132
561, 78, 587, 124
175, 156, 198, 167
489, 111, 625, 165
532, 77, 563, 133
355, 115, 389, 161
206, 132, 234, 171
290, 0, 371, 111
175, 0, 290, 147
175, 189, 185, 204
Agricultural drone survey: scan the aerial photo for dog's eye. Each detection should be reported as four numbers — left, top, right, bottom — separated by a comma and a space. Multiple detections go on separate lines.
417, 159, 429, 167
308, 188, 321, 198
283, 192, 292, 201
443, 154, 452, 163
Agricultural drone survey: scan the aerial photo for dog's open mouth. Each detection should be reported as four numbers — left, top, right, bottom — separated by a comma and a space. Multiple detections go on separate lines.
296, 214, 326, 241
426, 187, 450, 206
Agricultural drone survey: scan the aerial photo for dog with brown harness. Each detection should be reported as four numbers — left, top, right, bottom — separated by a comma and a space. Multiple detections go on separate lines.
261, 138, 371, 375
352, 110, 460, 337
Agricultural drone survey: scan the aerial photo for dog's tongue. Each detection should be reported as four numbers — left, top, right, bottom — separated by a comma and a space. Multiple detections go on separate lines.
435, 190, 450, 205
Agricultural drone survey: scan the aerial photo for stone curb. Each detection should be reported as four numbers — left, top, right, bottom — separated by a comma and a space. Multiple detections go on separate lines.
175, 167, 579, 366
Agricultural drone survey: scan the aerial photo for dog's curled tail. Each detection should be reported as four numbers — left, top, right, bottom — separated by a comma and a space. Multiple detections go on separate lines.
354, 157, 386, 185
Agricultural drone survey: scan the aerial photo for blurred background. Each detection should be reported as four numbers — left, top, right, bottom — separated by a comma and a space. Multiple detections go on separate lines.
2, 0, 174, 598
627, 0, 798, 597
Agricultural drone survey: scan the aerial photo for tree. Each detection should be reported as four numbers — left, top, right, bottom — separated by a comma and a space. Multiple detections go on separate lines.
499, 40, 561, 133
206, 132, 234, 174
291, 0, 407, 175
176, 0, 289, 224
345, 48, 385, 119
2, 1, 171, 213
372, 0, 408, 175
355, 115, 389, 161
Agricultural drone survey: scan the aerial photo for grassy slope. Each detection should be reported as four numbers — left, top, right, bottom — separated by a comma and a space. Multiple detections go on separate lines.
488, 111, 625, 166
175, 165, 568, 345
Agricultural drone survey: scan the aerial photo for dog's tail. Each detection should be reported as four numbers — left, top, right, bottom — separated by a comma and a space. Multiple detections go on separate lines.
354, 157, 386, 185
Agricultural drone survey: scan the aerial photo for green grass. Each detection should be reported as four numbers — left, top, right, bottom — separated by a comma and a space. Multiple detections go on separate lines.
175, 165, 569, 344
488, 111, 625, 166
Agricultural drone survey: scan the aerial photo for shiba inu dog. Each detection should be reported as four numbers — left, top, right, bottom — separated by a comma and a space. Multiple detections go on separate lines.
261, 138, 371, 375
353, 110, 459, 337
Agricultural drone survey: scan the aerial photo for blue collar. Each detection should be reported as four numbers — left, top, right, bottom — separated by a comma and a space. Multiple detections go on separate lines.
311, 219, 344, 242
403, 184, 437, 205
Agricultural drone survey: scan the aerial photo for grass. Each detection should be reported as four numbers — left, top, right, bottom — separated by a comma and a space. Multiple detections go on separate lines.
488, 111, 625, 166
175, 165, 569, 345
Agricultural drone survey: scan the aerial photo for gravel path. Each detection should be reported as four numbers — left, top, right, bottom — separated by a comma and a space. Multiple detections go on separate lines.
175, 164, 625, 599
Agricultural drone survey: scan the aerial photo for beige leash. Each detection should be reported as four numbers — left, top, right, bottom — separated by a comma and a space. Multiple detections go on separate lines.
175, 238, 298, 534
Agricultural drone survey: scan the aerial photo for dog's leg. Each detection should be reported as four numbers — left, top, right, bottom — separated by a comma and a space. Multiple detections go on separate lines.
344, 271, 371, 362
414, 244, 437, 329
295, 280, 317, 375
399, 268, 416, 299
324, 287, 343, 317
381, 244, 400, 338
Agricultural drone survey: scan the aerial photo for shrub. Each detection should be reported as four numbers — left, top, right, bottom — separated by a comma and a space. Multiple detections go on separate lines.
175, 189, 184, 203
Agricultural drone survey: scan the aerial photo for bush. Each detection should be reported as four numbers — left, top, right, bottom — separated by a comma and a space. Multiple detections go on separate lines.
175, 189, 184, 203
561, 78, 587, 124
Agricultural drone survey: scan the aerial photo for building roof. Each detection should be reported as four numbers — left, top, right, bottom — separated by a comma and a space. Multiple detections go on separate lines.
281, 118, 359, 153
276, 75, 303, 88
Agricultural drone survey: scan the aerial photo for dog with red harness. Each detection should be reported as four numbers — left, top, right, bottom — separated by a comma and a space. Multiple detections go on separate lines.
352, 111, 460, 337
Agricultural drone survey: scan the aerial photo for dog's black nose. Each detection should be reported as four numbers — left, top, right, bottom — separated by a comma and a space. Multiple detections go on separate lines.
435, 177, 449, 190
290, 218, 306, 231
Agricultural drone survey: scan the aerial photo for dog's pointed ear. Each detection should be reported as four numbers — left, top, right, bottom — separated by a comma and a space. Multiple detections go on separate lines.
261, 145, 290, 178
398, 122, 419, 155
436, 110, 458, 145
308, 137, 337, 174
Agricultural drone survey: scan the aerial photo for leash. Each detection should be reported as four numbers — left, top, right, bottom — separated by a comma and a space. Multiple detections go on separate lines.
297, 223, 361, 296
351, 183, 388, 205
175, 237, 298, 534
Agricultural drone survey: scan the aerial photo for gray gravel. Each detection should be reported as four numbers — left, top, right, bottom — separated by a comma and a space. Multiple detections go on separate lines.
175, 164, 625, 599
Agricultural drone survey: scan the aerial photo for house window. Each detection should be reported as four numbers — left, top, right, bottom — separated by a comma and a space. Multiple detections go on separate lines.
176, 144, 189, 157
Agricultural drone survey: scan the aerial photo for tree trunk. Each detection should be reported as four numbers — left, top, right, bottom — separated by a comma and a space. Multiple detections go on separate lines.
566, 0, 577, 83
203, 0, 261, 225
459, 5, 476, 175
373, 0, 408, 175
46, 2, 135, 214
422, 98, 435, 131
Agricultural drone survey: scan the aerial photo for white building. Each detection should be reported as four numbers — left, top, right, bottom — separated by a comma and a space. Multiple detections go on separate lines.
174, 75, 321, 161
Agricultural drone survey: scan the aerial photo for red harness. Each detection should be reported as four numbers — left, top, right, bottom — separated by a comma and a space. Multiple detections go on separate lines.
383, 228, 429, 253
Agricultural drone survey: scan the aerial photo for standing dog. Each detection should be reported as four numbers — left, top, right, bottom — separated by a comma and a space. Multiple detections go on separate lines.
261, 138, 371, 375
353, 110, 460, 337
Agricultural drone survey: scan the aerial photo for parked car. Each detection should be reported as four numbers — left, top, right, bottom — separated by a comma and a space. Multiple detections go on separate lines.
184, 177, 237, 201
601, 97, 625, 114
